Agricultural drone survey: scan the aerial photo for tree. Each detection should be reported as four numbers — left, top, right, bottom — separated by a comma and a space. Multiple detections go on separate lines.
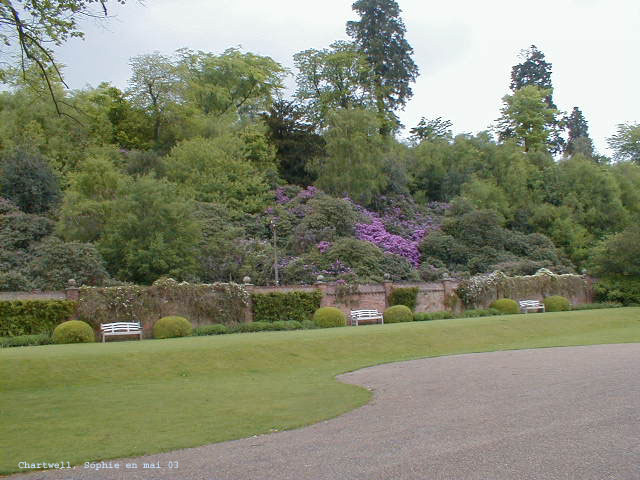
0, 148, 60, 213
409, 116, 453, 144
127, 52, 180, 143
496, 85, 558, 153
293, 41, 373, 126
590, 225, 640, 277
0, 1, 127, 115
346, 0, 419, 134
163, 136, 271, 215
177, 47, 286, 118
313, 108, 387, 204
565, 107, 594, 157
262, 99, 325, 186
608, 122, 640, 164
504, 45, 564, 153
98, 175, 202, 284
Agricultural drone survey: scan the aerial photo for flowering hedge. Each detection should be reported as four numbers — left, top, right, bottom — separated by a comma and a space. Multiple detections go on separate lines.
456, 269, 587, 307
76, 278, 249, 329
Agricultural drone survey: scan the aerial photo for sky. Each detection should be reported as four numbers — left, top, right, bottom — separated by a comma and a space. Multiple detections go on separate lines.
56, 0, 640, 155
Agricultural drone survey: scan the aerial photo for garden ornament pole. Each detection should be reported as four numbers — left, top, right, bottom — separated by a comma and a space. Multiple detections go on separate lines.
271, 218, 279, 286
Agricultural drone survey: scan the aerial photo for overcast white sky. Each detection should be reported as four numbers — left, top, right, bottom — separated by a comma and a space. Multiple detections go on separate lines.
56, 0, 639, 155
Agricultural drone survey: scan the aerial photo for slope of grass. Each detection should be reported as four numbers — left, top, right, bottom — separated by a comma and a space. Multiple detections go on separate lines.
2, 308, 640, 474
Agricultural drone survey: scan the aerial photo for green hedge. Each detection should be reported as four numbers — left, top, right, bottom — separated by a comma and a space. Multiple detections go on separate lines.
53, 320, 95, 344
0, 300, 77, 337
0, 333, 53, 348
594, 276, 640, 305
389, 287, 419, 311
252, 291, 322, 322
383, 305, 413, 323
489, 298, 519, 314
413, 311, 454, 321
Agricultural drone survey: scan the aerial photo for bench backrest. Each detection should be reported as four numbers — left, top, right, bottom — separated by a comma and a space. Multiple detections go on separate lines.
351, 309, 382, 318
519, 300, 543, 307
100, 322, 142, 333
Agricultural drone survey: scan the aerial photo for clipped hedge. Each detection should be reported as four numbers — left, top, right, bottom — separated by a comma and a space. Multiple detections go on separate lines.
389, 287, 419, 311
383, 305, 413, 323
413, 311, 454, 322
461, 308, 502, 318
252, 290, 322, 322
0, 333, 52, 348
312, 307, 346, 328
153, 316, 193, 339
544, 295, 571, 312
193, 324, 228, 336
489, 298, 519, 314
0, 300, 77, 337
52, 320, 95, 344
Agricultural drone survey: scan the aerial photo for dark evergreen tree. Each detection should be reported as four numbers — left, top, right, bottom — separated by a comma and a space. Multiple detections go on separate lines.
565, 107, 594, 157
262, 100, 325, 186
346, 0, 419, 134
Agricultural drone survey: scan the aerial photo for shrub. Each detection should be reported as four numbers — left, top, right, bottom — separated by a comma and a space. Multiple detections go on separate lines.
383, 305, 413, 323
252, 291, 322, 322
594, 276, 640, 305
301, 319, 319, 329
571, 302, 623, 311
0, 333, 52, 348
490, 298, 519, 314
0, 271, 32, 291
413, 311, 454, 322
312, 307, 346, 328
193, 324, 228, 336
153, 316, 193, 339
389, 287, 419, 311
0, 300, 77, 336
461, 308, 502, 318
52, 320, 95, 344
544, 295, 571, 312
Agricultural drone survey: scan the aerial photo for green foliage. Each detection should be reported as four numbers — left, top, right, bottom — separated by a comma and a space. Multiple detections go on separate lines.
26, 237, 109, 290
565, 107, 593, 157
301, 319, 319, 329
97, 176, 202, 284
323, 238, 385, 281
544, 295, 571, 312
312, 307, 346, 328
52, 320, 95, 344
0, 211, 54, 251
313, 108, 388, 205
0, 149, 60, 214
571, 302, 623, 311
0, 333, 52, 348
0, 300, 77, 336
589, 225, 640, 277
489, 298, 519, 314
461, 308, 502, 318
153, 316, 193, 339
594, 276, 640, 306
607, 122, 640, 164
413, 310, 454, 321
252, 291, 322, 323
163, 136, 271, 214
389, 287, 419, 311
193, 324, 228, 336
409, 116, 453, 144
0, 271, 32, 291
383, 304, 413, 323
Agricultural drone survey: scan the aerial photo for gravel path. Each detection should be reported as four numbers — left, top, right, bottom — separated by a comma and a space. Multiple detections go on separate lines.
10, 343, 640, 480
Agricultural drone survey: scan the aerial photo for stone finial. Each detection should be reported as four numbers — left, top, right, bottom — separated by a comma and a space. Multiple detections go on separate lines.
242, 276, 252, 284
316, 274, 325, 282
67, 279, 77, 287
383, 273, 390, 280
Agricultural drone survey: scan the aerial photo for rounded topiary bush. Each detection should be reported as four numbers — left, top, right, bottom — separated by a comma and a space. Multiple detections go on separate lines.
383, 305, 413, 323
312, 307, 347, 328
52, 320, 95, 344
489, 298, 519, 314
544, 295, 571, 312
153, 316, 193, 339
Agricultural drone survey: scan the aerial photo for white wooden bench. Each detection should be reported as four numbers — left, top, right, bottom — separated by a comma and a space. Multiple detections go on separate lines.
100, 322, 143, 342
519, 300, 545, 313
350, 309, 384, 326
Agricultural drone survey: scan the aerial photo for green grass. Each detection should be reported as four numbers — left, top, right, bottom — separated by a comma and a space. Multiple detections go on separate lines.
2, 308, 640, 474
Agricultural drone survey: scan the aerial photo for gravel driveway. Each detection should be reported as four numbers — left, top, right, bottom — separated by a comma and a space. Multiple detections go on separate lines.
10, 343, 640, 480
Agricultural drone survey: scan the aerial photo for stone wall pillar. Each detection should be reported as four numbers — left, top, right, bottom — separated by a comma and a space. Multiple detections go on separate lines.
65, 279, 79, 302
383, 280, 393, 308
243, 279, 254, 323
315, 281, 329, 307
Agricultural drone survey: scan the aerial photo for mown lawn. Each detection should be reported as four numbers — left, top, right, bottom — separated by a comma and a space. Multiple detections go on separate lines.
2, 307, 640, 474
